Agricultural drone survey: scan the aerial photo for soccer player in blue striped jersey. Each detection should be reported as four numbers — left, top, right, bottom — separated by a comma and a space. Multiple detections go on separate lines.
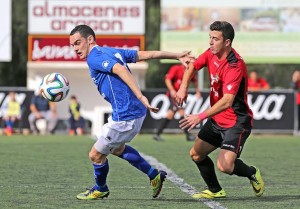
70, 24, 193, 200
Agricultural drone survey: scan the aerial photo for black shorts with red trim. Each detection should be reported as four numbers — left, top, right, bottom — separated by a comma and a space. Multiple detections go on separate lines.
197, 119, 251, 158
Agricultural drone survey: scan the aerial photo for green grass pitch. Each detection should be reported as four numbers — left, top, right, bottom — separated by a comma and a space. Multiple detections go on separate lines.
0, 134, 299, 209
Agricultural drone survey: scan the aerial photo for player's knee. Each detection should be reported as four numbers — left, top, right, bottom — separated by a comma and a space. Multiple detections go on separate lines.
190, 148, 204, 162
89, 149, 102, 163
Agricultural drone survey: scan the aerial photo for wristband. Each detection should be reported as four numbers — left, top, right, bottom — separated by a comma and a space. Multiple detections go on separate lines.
198, 112, 208, 120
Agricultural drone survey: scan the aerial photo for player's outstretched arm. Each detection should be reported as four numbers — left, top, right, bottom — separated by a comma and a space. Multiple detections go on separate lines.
136, 51, 194, 68
112, 63, 159, 113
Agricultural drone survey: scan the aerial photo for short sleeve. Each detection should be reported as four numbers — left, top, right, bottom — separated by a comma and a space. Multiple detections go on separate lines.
120, 49, 137, 63
193, 49, 210, 70
30, 96, 37, 105
165, 65, 179, 80
88, 52, 118, 73
259, 78, 269, 88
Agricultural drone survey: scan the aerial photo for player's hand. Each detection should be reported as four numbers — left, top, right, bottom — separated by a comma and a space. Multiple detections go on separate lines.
140, 95, 159, 113
147, 106, 159, 113
34, 112, 42, 119
170, 89, 177, 98
178, 51, 195, 68
179, 114, 201, 132
175, 87, 188, 107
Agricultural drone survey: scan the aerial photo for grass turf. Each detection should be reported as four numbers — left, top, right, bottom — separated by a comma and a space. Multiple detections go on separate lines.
0, 134, 299, 209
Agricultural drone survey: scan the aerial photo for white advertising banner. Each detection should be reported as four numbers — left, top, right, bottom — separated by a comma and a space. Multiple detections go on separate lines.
28, 0, 145, 35
162, 0, 300, 7
0, 0, 12, 62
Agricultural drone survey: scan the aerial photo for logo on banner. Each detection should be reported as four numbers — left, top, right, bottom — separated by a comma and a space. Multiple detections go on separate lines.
150, 93, 287, 121
32, 40, 77, 61
248, 94, 285, 120
29, 0, 145, 34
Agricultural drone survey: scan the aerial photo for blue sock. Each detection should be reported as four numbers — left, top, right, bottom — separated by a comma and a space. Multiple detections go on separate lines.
93, 160, 109, 192
6, 120, 13, 128
118, 145, 158, 180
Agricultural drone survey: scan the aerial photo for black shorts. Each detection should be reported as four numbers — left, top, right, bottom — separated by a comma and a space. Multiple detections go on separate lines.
198, 119, 251, 158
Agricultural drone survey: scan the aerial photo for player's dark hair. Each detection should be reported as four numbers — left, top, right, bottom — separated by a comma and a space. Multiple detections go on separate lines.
70, 95, 77, 100
70, 25, 96, 41
210, 21, 235, 44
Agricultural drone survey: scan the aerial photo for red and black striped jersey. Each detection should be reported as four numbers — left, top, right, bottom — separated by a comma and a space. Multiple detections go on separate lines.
193, 48, 253, 128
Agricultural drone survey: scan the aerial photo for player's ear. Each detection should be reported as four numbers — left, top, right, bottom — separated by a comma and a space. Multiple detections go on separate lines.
225, 39, 231, 47
88, 35, 93, 44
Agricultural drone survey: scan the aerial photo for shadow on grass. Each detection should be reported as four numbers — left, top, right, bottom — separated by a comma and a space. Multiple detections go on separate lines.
76, 198, 198, 203
218, 194, 300, 202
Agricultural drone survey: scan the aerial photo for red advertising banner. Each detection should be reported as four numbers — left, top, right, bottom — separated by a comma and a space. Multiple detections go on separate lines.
28, 35, 144, 61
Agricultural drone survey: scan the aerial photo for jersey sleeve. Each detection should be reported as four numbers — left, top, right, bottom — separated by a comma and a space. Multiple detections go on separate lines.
259, 78, 269, 88
30, 96, 37, 105
87, 52, 118, 73
193, 49, 210, 70
223, 65, 243, 95
119, 49, 137, 63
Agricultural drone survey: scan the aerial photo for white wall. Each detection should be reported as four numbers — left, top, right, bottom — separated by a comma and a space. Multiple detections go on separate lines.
0, 0, 11, 61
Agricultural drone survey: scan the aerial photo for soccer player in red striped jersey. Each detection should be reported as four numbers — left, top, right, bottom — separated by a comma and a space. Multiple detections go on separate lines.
176, 21, 265, 199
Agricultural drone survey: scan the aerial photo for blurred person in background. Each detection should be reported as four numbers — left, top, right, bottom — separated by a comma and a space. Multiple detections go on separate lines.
69, 95, 85, 136
1, 92, 21, 136
248, 70, 270, 91
28, 92, 58, 135
290, 70, 300, 131
176, 21, 265, 199
153, 64, 201, 141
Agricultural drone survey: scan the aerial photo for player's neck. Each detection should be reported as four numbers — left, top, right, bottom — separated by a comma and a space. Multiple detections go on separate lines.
216, 47, 232, 61
88, 43, 97, 54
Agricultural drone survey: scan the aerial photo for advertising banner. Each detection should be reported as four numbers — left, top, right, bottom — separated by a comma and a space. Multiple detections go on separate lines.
28, 35, 144, 61
28, 0, 145, 35
142, 90, 296, 133
161, 0, 300, 63
0, 0, 11, 62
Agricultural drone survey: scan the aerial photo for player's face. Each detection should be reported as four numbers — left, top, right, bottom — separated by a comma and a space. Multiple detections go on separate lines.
249, 71, 258, 81
209, 30, 229, 57
70, 32, 89, 60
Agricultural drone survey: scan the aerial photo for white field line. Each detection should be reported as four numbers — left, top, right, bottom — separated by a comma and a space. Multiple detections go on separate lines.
141, 153, 227, 209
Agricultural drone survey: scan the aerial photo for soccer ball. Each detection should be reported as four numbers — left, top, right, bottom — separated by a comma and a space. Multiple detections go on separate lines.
39, 73, 70, 102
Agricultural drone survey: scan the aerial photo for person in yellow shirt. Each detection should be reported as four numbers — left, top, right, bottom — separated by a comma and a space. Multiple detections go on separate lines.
69, 95, 85, 135
2, 92, 21, 136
